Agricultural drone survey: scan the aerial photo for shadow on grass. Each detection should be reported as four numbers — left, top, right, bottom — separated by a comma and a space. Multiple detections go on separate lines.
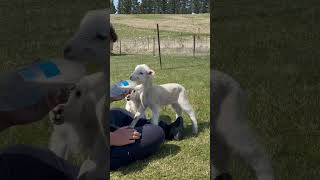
116, 143, 181, 175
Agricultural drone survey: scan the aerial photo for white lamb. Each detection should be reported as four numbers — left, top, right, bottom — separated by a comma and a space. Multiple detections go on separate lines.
128, 64, 198, 134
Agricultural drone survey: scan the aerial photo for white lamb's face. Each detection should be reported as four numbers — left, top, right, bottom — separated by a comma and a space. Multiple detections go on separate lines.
126, 88, 140, 102
129, 64, 155, 83
50, 73, 104, 125
60, 78, 90, 121
63, 10, 108, 63
49, 83, 86, 125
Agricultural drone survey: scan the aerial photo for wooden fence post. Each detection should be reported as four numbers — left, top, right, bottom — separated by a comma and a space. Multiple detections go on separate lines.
153, 37, 155, 56
157, 24, 162, 69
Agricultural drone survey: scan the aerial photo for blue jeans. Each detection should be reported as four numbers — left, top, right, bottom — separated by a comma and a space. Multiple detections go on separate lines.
110, 108, 165, 170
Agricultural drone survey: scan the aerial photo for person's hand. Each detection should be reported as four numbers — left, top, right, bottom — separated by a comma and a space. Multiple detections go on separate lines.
110, 90, 131, 102
110, 126, 141, 146
46, 87, 71, 109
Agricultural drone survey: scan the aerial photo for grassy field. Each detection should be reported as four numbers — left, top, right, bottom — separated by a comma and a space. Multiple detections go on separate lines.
212, 0, 320, 179
110, 14, 210, 179
110, 55, 210, 179
111, 14, 210, 38
111, 14, 210, 57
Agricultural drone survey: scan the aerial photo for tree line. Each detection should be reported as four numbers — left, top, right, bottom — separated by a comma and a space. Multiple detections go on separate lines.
111, 0, 209, 14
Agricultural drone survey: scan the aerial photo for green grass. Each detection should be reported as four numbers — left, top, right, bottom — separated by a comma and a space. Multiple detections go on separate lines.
110, 54, 210, 179
212, 0, 320, 179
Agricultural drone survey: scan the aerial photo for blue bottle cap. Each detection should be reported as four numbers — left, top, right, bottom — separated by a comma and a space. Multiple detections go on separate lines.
18, 60, 61, 81
119, 80, 129, 87
16, 58, 86, 86
38, 61, 61, 78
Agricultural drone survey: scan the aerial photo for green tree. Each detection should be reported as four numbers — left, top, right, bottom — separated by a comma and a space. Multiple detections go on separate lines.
141, 0, 154, 14
175, 0, 182, 13
160, 0, 168, 14
140, 0, 146, 13
185, 0, 193, 14
167, 0, 176, 14
111, 0, 116, 14
178, 0, 187, 14
200, 0, 209, 13
118, 0, 132, 14
132, 0, 141, 14
117, 0, 121, 13
154, 0, 161, 13
192, 0, 201, 14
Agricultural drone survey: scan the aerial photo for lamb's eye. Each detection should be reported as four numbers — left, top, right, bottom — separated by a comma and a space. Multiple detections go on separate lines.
96, 34, 107, 40
139, 72, 144, 75
75, 90, 82, 98
133, 90, 136, 93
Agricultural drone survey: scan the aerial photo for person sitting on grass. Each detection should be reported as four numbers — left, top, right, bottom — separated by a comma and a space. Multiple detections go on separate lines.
109, 92, 184, 170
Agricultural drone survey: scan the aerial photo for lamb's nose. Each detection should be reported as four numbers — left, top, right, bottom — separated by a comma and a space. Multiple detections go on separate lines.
130, 76, 133, 80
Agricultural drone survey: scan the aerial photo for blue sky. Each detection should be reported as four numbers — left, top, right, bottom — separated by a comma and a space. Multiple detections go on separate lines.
113, 0, 142, 10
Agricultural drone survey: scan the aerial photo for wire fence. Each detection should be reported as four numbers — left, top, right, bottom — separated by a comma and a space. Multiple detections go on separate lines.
111, 34, 210, 56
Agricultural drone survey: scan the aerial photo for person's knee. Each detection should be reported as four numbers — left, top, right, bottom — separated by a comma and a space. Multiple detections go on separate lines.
139, 124, 165, 148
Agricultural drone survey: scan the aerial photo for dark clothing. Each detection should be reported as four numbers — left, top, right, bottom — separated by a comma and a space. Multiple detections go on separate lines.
110, 108, 165, 170
0, 144, 79, 180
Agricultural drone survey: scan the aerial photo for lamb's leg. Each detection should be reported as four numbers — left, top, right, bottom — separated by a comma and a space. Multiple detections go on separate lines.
217, 88, 274, 180
130, 106, 146, 128
178, 92, 198, 134
171, 103, 182, 119
125, 101, 134, 114
151, 106, 160, 125
49, 126, 69, 160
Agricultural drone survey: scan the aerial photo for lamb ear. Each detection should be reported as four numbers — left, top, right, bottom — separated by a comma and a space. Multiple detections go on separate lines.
148, 69, 155, 76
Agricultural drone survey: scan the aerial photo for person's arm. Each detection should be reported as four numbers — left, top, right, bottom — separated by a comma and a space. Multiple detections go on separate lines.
110, 126, 141, 146
0, 88, 67, 132
110, 90, 130, 103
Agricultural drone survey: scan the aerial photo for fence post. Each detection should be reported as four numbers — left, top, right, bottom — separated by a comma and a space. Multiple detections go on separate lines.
193, 34, 196, 57
153, 37, 155, 56
157, 24, 162, 69
147, 37, 150, 50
